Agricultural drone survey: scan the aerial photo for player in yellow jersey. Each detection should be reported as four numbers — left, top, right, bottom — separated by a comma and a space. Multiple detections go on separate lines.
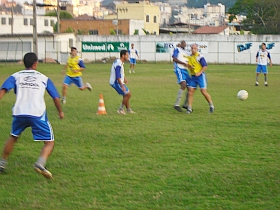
186, 44, 214, 113
61, 47, 92, 104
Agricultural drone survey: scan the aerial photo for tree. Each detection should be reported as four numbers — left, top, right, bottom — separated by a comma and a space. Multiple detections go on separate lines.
229, 0, 280, 34
46, 11, 73, 19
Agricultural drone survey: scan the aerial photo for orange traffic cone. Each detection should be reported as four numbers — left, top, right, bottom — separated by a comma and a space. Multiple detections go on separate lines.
96, 94, 107, 115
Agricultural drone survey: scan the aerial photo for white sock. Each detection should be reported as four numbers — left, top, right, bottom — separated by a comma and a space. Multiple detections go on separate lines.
175, 89, 183, 106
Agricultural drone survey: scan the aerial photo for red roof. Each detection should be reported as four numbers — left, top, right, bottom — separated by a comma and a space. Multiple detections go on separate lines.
192, 26, 228, 34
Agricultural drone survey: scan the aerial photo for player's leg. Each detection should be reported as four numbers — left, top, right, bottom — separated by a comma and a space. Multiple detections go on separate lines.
198, 73, 214, 113
76, 77, 92, 91
255, 65, 261, 86
183, 74, 191, 109
123, 92, 135, 113
174, 68, 187, 112
187, 87, 195, 114
0, 136, 18, 173
62, 76, 72, 104
263, 66, 268, 86
129, 59, 133, 73
0, 117, 28, 173
32, 115, 54, 179
132, 59, 136, 73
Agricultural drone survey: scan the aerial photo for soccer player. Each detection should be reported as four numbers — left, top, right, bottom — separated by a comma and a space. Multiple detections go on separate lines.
255, 43, 272, 86
61, 47, 92, 104
186, 44, 214, 113
0, 52, 64, 179
109, 50, 135, 115
172, 40, 192, 112
128, 43, 139, 74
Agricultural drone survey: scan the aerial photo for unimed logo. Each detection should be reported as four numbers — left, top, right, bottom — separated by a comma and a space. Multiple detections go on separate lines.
82, 44, 106, 51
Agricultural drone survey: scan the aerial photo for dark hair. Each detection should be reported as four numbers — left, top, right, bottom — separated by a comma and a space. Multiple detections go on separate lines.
71, 47, 77, 50
23, 52, 38, 68
262, 43, 266, 46
120, 50, 128, 58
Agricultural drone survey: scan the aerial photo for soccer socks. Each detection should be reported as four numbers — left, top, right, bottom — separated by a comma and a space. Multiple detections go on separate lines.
0, 158, 7, 168
264, 74, 267, 82
256, 75, 259, 82
183, 91, 188, 107
175, 89, 184, 106
119, 104, 125, 110
36, 156, 46, 167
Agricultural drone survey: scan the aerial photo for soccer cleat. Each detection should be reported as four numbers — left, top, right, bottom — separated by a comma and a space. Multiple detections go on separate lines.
34, 163, 53, 179
61, 98, 66, 104
255, 82, 259, 86
264, 82, 268, 86
0, 166, 5, 174
85, 82, 92, 91
117, 109, 126, 115
174, 105, 183, 112
209, 106, 214, 113
186, 108, 193, 114
127, 109, 136, 114
182, 105, 188, 109
132, 70, 135, 73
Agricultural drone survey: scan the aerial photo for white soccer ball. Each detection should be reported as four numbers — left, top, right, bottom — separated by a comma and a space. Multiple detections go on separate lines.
237, 90, 248, 101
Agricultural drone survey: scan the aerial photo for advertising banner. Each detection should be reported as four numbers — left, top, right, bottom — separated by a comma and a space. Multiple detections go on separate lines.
156, 42, 209, 54
82, 42, 129, 52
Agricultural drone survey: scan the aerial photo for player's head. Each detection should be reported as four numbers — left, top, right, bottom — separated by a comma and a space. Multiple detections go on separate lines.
261, 43, 266, 50
176, 43, 181, 48
120, 50, 129, 61
23, 52, 38, 69
190, 44, 199, 55
131, 43, 134, 48
180, 40, 186, 49
70, 47, 77, 56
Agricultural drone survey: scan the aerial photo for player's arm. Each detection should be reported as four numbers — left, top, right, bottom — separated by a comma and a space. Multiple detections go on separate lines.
115, 66, 126, 92
256, 52, 259, 63
46, 79, 64, 119
0, 89, 7, 100
136, 50, 139, 58
268, 52, 272, 67
74, 59, 86, 73
195, 57, 207, 77
0, 76, 16, 100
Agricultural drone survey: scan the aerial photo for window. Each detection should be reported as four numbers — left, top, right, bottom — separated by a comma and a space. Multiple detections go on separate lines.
23, 18, 28, 25
153, 31, 157, 35
1, 18, 6, 25
154, 16, 157, 23
50, 20, 54, 26
44, 19, 48, 26
8, 18, 12, 25
89, 30, 98, 35
146, 15, 149, 23
30, 19, 34, 25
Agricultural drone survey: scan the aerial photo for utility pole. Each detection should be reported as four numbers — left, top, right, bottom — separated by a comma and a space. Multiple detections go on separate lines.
11, 0, 14, 34
33, 0, 38, 55
57, 0, 60, 33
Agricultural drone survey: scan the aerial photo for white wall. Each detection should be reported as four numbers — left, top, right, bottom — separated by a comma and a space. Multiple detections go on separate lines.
0, 34, 280, 65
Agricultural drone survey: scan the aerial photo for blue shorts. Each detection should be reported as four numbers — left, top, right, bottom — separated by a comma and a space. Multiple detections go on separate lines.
256, 65, 268, 74
174, 67, 190, 84
111, 82, 129, 96
130, 58, 136, 65
11, 114, 54, 141
63, 75, 83, 88
188, 73, 207, 89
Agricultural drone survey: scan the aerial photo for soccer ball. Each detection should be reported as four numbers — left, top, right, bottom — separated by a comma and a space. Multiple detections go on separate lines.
237, 90, 248, 101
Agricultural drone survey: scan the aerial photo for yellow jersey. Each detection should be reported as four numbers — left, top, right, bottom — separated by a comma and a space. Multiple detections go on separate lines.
187, 52, 206, 75
66, 56, 83, 77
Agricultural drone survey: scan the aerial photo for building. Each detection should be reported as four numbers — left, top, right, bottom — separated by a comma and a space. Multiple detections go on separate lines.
204, 3, 225, 19
105, 1, 160, 35
0, 14, 57, 34
153, 2, 172, 26
60, 19, 145, 35
166, 0, 187, 6
192, 26, 229, 35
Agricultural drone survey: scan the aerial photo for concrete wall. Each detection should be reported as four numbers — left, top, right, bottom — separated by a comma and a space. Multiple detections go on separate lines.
0, 34, 280, 65
78, 35, 280, 65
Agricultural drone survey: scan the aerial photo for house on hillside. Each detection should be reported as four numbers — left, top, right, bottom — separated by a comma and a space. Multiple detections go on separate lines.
192, 26, 229, 35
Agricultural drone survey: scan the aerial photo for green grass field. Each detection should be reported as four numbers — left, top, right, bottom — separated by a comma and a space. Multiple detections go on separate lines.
0, 62, 279, 209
